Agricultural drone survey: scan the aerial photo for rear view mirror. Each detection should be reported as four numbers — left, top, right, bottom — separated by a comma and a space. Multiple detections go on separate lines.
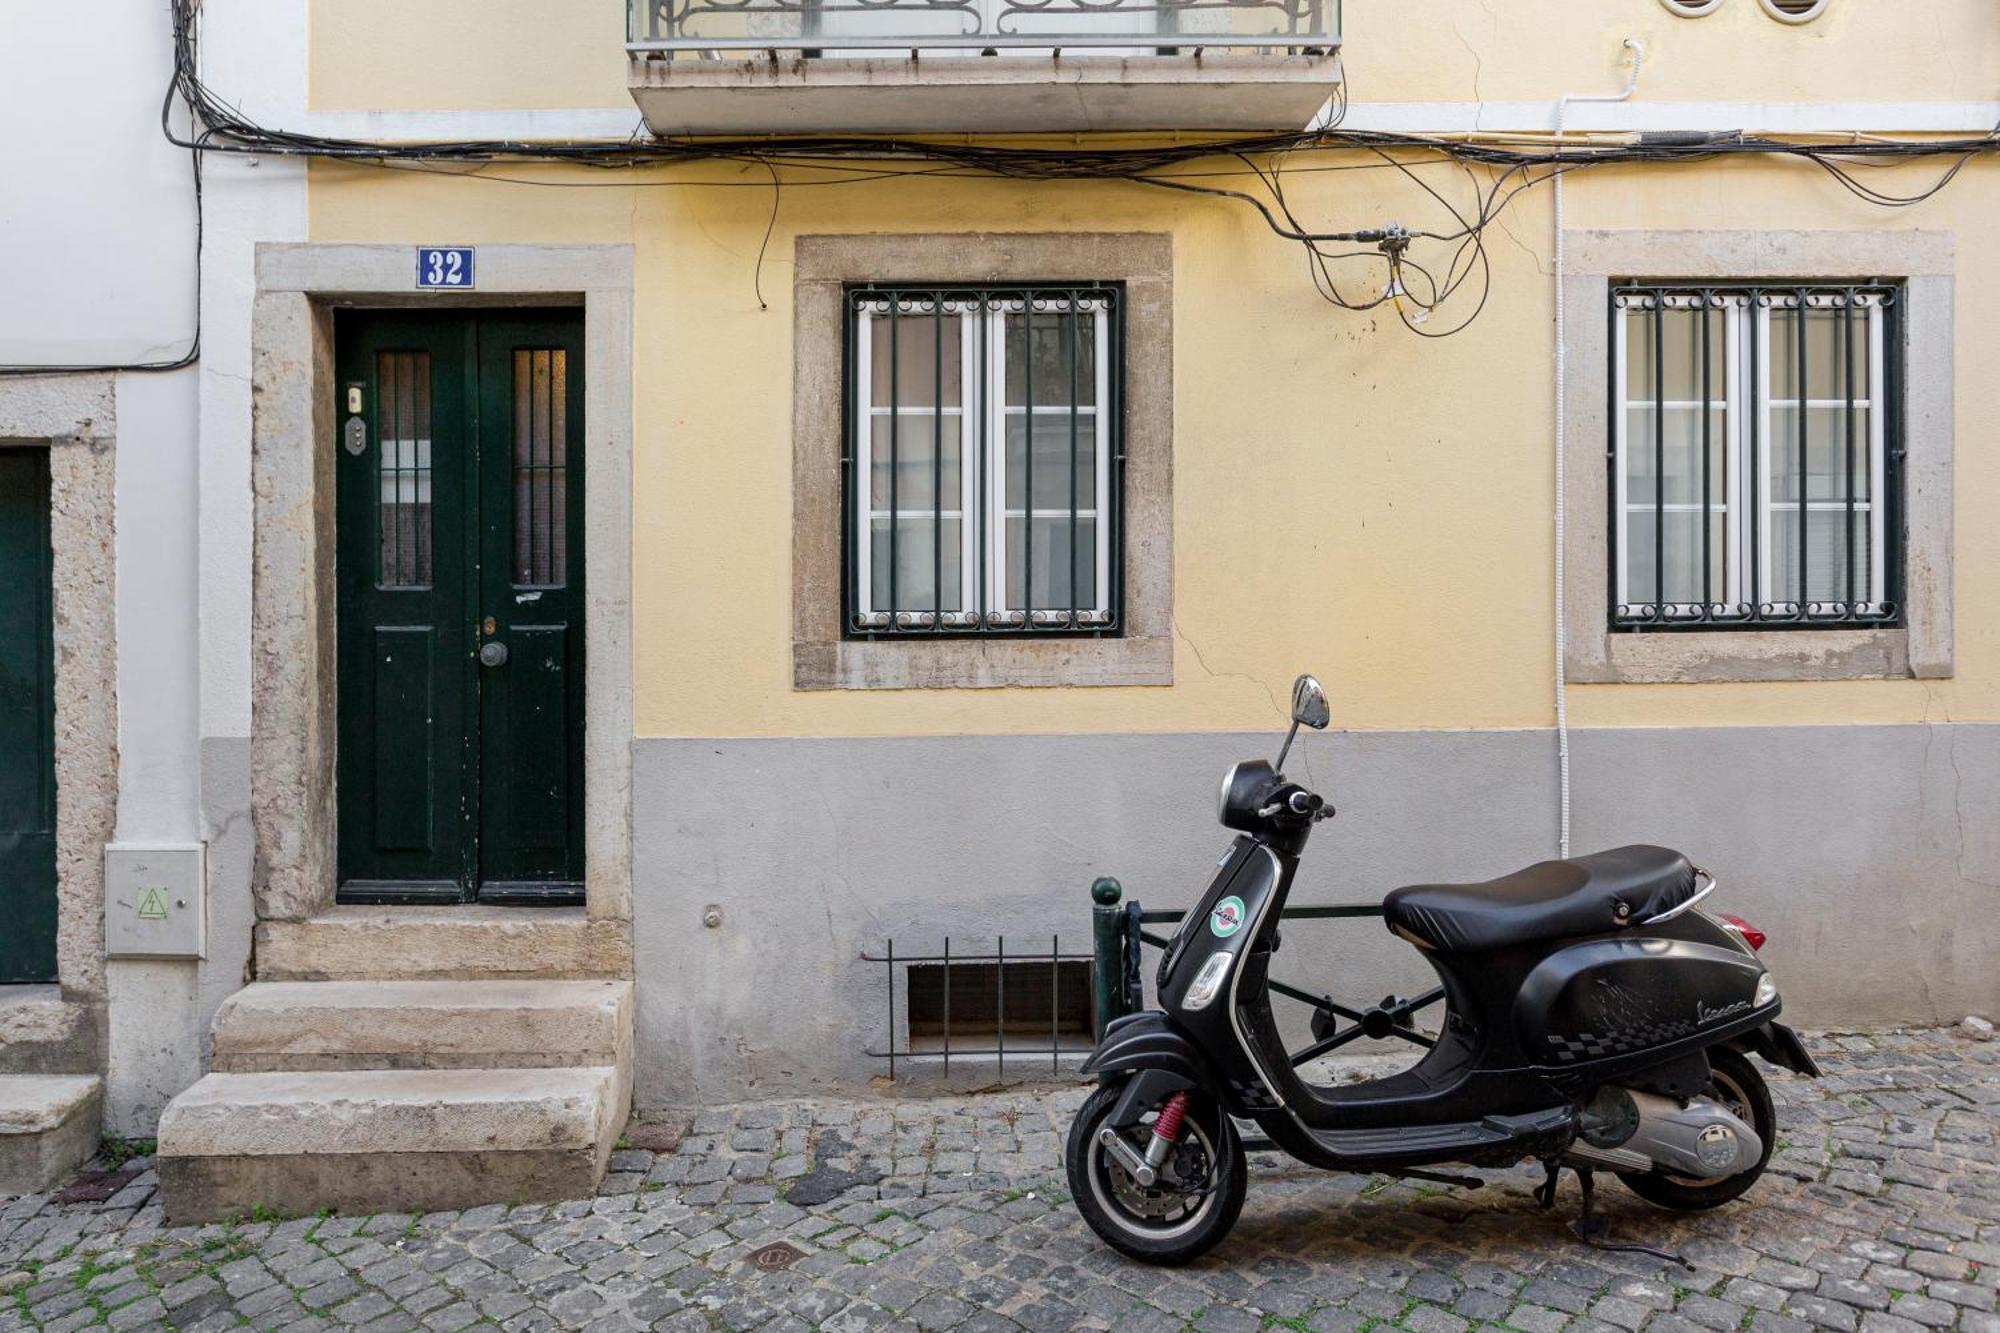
1291, 674, 1330, 730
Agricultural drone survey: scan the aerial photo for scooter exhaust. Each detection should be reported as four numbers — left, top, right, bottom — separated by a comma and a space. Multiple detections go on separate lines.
1573, 1085, 1763, 1179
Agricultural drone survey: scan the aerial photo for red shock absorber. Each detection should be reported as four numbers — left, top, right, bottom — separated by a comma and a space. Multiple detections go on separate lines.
1152, 1091, 1189, 1147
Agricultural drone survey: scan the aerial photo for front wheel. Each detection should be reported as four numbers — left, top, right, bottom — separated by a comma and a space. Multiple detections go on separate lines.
1618, 1046, 1775, 1211
1065, 1082, 1246, 1265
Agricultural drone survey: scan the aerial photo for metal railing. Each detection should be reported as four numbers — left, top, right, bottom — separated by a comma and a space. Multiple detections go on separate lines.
863, 936, 1099, 1080
1610, 284, 1903, 631
843, 285, 1124, 640
1090, 876, 1442, 1068
628, 0, 1338, 54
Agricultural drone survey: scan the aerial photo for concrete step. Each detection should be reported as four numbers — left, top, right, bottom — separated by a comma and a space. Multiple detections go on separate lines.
0, 987, 102, 1076
210, 980, 631, 1073
254, 906, 629, 981
0, 1075, 101, 1196
156, 1066, 626, 1222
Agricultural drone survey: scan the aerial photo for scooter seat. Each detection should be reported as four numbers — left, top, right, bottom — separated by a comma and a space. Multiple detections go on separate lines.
1382, 844, 1700, 953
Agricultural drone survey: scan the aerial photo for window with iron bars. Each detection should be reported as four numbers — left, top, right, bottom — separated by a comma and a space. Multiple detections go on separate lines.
844, 285, 1123, 636
1611, 284, 1902, 630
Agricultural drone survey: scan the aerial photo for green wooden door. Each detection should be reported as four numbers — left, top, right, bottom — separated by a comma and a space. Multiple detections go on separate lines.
335, 311, 585, 904
0, 449, 57, 983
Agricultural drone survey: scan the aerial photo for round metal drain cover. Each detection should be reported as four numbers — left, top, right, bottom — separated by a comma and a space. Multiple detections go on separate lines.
748, 1241, 807, 1272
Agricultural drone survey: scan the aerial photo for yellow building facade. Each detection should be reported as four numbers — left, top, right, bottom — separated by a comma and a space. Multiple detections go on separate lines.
260, 0, 2000, 1107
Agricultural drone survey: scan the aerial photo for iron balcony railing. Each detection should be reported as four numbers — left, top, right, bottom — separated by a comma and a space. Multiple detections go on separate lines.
628, 0, 1338, 54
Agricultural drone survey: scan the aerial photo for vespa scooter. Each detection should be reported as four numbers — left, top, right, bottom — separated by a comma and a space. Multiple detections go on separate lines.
1065, 674, 1820, 1264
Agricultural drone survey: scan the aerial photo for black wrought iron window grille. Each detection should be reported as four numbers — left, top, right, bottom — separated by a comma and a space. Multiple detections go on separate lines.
843, 284, 1125, 638
862, 937, 1100, 1081
1610, 283, 1903, 631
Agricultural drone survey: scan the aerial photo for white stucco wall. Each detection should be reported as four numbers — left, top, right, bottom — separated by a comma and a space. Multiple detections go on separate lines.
0, 0, 306, 1133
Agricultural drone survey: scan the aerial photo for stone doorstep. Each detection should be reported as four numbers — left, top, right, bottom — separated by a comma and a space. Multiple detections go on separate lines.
0, 1074, 102, 1195
0, 987, 101, 1076
208, 979, 632, 1073
155, 1066, 629, 1223
253, 905, 631, 981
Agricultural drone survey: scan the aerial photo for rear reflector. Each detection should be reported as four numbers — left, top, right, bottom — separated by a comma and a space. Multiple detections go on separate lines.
1717, 912, 1766, 951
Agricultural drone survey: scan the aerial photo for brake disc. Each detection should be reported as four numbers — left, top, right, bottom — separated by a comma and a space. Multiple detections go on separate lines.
1104, 1130, 1212, 1218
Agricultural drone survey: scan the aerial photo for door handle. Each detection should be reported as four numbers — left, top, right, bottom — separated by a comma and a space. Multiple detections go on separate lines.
479, 640, 510, 668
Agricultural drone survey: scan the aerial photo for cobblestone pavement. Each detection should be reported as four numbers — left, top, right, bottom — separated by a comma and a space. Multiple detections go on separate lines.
2, 1028, 1996, 1332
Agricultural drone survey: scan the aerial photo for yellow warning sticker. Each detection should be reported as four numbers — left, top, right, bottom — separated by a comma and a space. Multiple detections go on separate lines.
136, 887, 169, 920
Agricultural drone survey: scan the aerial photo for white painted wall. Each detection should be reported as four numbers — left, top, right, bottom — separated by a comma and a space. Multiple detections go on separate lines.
0, 0, 306, 1133
189, 0, 309, 1119
0, 7, 199, 367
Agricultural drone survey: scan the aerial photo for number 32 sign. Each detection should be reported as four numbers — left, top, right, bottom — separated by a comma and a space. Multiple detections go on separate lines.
416, 247, 475, 290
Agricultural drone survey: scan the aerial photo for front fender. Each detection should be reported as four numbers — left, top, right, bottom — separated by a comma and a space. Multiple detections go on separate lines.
1081, 1010, 1212, 1085
1080, 1011, 1225, 1129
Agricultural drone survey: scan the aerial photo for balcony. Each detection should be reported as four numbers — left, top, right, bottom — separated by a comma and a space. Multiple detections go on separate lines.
626, 0, 1340, 135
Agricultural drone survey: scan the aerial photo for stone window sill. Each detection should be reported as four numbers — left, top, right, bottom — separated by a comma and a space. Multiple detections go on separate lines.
794, 635, 1171, 691
1572, 627, 1922, 684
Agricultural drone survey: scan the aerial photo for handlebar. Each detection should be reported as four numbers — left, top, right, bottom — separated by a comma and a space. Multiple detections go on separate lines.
1257, 785, 1335, 823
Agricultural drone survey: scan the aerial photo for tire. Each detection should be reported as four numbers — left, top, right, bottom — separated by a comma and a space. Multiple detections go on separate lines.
1064, 1081, 1247, 1265
1617, 1046, 1776, 1211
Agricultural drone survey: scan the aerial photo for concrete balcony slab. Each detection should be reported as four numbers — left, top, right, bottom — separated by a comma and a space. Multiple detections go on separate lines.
628, 53, 1338, 134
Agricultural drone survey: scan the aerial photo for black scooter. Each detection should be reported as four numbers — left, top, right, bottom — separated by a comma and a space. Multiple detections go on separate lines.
1065, 674, 1821, 1265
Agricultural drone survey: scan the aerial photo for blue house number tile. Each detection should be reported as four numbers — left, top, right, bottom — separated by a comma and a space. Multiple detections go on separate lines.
417, 247, 475, 290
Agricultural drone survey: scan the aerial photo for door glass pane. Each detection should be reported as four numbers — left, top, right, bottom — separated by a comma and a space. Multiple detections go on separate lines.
377, 351, 433, 589
513, 348, 568, 587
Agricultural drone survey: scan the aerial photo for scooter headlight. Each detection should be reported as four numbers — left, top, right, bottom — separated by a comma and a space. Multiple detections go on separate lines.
1753, 973, 1779, 1008
1183, 951, 1234, 1011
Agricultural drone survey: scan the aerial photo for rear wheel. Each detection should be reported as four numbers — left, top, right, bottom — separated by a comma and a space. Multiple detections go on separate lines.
1064, 1082, 1246, 1265
1618, 1046, 1775, 1210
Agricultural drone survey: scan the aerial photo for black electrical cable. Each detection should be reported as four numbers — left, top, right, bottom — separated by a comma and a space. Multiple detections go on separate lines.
32, 0, 2000, 375
154, 0, 2000, 337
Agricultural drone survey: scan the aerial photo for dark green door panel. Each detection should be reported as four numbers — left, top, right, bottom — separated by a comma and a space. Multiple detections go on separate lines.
335, 310, 584, 905
0, 449, 57, 983
475, 321, 586, 898
371, 627, 437, 854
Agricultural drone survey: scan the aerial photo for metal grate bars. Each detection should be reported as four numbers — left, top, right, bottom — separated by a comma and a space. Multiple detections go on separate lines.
375, 350, 434, 589
1611, 283, 1899, 631
845, 285, 1122, 638
863, 937, 1098, 1080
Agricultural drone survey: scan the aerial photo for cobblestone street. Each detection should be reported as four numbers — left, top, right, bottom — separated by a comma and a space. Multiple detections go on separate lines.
2, 1028, 1995, 1333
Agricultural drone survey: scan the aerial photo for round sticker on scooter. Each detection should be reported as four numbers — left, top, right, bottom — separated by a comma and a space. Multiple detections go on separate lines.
1209, 896, 1246, 938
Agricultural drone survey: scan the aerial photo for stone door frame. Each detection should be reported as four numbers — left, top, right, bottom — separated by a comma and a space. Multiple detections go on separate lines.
248, 244, 635, 928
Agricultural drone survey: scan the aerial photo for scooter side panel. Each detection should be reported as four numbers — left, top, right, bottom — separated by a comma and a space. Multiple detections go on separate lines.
1515, 934, 1767, 1067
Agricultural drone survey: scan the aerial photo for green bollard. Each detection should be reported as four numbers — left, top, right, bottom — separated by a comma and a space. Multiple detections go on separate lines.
1091, 876, 1125, 1040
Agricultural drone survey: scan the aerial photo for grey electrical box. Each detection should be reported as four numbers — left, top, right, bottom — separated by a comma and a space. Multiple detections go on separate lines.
105, 843, 206, 959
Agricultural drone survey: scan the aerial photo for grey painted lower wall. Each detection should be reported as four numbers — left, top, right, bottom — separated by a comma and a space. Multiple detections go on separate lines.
630, 724, 2000, 1107
199, 737, 255, 1066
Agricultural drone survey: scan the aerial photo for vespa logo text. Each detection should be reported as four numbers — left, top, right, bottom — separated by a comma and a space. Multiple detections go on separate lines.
1210, 896, 1246, 939
1696, 998, 1752, 1025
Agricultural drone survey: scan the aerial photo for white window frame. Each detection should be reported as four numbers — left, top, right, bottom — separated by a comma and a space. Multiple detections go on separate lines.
851, 291, 1114, 633
1611, 286, 1890, 626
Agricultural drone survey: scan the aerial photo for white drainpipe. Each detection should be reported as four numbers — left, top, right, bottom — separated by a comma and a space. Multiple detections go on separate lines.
1553, 38, 1645, 858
